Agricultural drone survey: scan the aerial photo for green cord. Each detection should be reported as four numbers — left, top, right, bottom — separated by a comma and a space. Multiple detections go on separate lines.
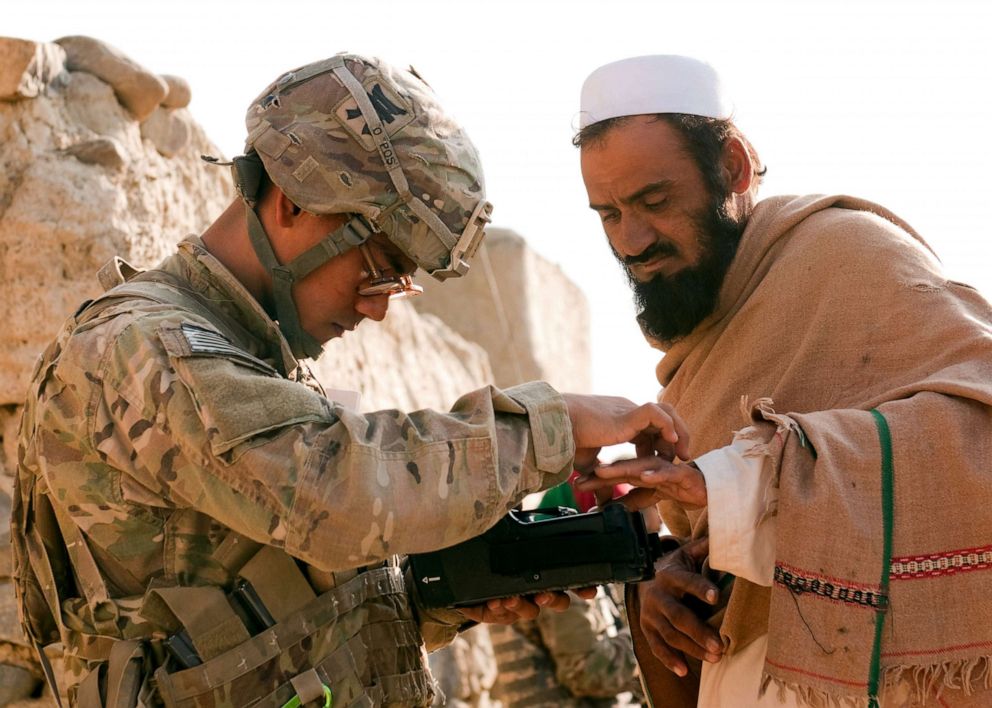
282, 684, 332, 708
867, 409, 894, 706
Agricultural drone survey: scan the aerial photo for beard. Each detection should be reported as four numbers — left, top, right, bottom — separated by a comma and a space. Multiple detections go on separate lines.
618, 197, 745, 343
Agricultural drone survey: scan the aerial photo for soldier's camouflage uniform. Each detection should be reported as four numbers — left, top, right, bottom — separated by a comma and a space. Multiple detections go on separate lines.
427, 625, 501, 708
12, 236, 574, 706
490, 588, 642, 708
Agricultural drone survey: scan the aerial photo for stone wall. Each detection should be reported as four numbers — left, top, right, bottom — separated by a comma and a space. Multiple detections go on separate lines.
415, 228, 592, 394
0, 37, 231, 409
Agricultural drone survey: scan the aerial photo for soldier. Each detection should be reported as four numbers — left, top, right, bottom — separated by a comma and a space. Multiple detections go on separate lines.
11, 53, 686, 707
428, 625, 502, 708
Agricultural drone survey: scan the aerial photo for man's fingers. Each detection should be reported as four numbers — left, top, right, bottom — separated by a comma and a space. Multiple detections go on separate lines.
614, 487, 663, 512
680, 537, 711, 565
573, 472, 617, 492
586, 458, 707, 508
597, 455, 677, 478
646, 611, 710, 663
641, 615, 689, 677
658, 566, 719, 607
644, 587, 723, 662
574, 456, 674, 488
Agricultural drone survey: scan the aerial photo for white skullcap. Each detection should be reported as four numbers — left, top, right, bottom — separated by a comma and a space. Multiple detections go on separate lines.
578, 55, 732, 129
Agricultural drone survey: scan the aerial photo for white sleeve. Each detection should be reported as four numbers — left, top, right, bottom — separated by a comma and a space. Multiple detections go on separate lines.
694, 436, 779, 586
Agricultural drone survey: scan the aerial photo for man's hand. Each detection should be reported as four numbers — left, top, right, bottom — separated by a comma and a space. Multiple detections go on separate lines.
563, 394, 690, 472
639, 537, 723, 676
457, 588, 597, 624
575, 457, 708, 510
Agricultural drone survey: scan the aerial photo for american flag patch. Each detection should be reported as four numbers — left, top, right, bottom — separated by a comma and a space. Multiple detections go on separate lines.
180, 323, 279, 376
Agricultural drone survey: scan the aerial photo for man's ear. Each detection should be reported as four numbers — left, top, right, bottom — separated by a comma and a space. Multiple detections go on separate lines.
722, 137, 753, 195
269, 187, 303, 229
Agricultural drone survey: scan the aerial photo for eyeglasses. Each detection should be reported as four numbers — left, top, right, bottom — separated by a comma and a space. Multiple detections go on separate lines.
357, 243, 424, 299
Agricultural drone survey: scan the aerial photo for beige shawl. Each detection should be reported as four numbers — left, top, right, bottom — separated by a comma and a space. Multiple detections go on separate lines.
654, 195, 992, 704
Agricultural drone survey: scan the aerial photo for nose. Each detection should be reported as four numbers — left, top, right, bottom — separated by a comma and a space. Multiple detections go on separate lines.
355, 293, 390, 322
612, 211, 656, 259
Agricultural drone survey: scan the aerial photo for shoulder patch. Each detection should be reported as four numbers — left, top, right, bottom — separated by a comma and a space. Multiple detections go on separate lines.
163, 323, 280, 377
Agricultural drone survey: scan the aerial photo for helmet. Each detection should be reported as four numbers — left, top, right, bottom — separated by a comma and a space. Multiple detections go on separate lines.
227, 53, 492, 359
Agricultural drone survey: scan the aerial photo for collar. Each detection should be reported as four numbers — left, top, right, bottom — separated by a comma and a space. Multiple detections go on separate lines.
165, 236, 302, 377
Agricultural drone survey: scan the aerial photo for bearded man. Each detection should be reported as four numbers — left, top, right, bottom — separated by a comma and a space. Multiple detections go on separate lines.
574, 55, 992, 707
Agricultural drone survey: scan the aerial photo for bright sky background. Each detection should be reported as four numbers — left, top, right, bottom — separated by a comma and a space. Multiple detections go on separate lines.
9, 0, 992, 402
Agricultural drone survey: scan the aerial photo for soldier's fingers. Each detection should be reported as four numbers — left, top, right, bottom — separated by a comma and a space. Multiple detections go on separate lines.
632, 432, 675, 461
460, 602, 509, 624
593, 484, 616, 509
533, 591, 570, 612
574, 586, 598, 600
458, 605, 484, 623
500, 595, 540, 621
624, 402, 691, 459
634, 436, 657, 459
658, 402, 692, 461
622, 403, 682, 447
572, 447, 602, 475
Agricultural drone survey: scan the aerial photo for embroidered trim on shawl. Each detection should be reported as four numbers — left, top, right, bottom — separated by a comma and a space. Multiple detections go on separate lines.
773, 565, 887, 610
890, 545, 992, 580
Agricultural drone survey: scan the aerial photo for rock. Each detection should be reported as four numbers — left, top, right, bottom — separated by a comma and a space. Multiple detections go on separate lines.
0, 406, 17, 479
315, 300, 493, 412
55, 36, 167, 121
160, 74, 191, 108
0, 38, 65, 101
415, 228, 592, 392
61, 137, 127, 169
0, 665, 40, 706
0, 69, 232, 405
62, 71, 136, 143
140, 106, 191, 157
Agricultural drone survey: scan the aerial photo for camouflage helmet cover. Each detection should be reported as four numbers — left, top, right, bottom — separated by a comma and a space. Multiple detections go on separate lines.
244, 53, 491, 279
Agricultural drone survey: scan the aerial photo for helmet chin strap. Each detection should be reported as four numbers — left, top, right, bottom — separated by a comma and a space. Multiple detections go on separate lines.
229, 152, 377, 360
242, 195, 374, 360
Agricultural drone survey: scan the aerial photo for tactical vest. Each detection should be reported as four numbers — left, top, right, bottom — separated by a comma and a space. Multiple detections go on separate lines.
11, 261, 435, 707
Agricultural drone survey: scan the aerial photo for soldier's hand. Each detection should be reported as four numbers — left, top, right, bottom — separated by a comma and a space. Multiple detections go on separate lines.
563, 394, 690, 472
638, 537, 723, 676
457, 588, 597, 624
575, 458, 707, 510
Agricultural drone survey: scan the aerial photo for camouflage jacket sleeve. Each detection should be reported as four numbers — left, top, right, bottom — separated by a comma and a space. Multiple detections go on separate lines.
537, 592, 641, 698
91, 315, 574, 573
